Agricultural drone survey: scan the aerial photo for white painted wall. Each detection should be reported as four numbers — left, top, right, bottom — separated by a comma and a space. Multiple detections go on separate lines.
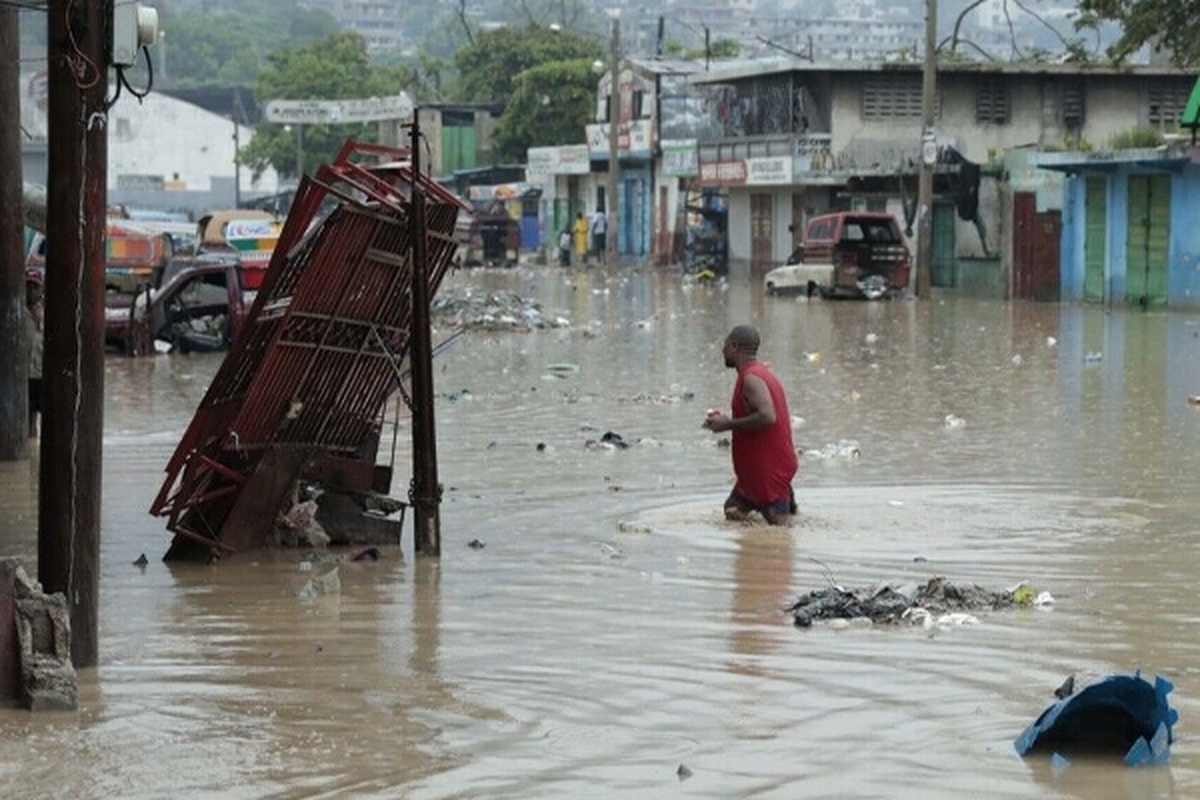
109, 93, 280, 195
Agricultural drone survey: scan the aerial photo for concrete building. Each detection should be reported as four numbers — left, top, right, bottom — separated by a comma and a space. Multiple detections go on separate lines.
528, 56, 704, 265
20, 71, 282, 218
683, 58, 1195, 298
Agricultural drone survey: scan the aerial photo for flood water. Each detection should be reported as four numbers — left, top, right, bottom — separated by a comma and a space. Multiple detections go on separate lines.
2, 265, 1200, 798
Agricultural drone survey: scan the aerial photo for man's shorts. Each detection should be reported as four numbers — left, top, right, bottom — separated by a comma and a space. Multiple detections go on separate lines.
725, 487, 796, 517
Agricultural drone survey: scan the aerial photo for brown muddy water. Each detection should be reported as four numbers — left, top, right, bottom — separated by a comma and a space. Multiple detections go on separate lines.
2, 265, 1200, 799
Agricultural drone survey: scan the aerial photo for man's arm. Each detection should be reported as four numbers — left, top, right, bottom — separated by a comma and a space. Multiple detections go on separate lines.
736, 374, 777, 429
704, 374, 776, 433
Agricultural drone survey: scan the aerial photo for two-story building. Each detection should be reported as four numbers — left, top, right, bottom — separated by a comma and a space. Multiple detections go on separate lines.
682, 58, 1194, 298
528, 56, 707, 265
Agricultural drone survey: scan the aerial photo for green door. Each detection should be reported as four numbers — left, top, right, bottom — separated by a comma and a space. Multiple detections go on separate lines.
1125, 175, 1170, 306
931, 203, 956, 288
1083, 176, 1107, 302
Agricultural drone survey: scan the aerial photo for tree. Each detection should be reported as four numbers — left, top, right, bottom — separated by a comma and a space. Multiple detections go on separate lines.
238, 32, 410, 179
157, 0, 340, 88
454, 24, 603, 103
1075, 0, 1199, 65
663, 37, 741, 61
490, 59, 597, 162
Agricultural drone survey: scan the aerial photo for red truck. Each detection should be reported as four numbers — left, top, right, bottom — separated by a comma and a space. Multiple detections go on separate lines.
764, 211, 912, 300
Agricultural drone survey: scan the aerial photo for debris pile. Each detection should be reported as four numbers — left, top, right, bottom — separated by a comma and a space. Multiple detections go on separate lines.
789, 576, 1044, 628
432, 289, 570, 331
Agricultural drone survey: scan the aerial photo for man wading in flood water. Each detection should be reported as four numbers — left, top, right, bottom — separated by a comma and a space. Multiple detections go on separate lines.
703, 325, 798, 525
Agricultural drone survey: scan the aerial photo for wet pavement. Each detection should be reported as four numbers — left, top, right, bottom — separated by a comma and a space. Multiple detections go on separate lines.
2, 264, 1200, 798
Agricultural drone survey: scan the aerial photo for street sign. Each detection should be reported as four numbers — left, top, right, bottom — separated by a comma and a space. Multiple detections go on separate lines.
264, 93, 414, 125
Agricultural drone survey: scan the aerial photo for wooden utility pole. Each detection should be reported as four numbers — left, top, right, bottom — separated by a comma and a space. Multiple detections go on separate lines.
0, 8, 27, 461
915, 0, 938, 298
606, 17, 620, 264
409, 115, 441, 557
42, 0, 107, 667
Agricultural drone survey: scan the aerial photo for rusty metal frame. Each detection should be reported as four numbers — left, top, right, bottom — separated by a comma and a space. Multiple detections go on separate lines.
150, 140, 468, 559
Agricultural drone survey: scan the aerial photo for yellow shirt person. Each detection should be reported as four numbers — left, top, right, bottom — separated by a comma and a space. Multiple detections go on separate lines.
572, 213, 589, 261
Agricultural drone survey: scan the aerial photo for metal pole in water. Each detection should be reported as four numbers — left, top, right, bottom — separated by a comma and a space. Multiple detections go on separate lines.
606, 17, 620, 264
915, 0, 938, 298
408, 114, 441, 557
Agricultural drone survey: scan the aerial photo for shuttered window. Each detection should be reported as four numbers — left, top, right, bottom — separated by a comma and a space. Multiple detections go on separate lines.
1147, 85, 1190, 126
861, 75, 922, 120
975, 80, 1010, 124
1061, 84, 1085, 128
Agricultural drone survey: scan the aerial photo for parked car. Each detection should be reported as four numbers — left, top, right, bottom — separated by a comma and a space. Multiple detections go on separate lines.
106, 258, 253, 356
764, 212, 911, 300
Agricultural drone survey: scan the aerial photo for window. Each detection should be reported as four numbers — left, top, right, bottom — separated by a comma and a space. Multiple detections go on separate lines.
1148, 85, 1190, 127
1061, 84, 1085, 128
975, 80, 1009, 124
861, 75, 922, 120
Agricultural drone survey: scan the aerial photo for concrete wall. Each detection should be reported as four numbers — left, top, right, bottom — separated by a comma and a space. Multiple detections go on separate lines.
107, 94, 279, 196
828, 71, 1172, 169
21, 85, 281, 216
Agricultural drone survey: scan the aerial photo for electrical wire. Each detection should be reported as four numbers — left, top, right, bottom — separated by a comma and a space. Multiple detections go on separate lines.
106, 44, 154, 109
64, 0, 100, 90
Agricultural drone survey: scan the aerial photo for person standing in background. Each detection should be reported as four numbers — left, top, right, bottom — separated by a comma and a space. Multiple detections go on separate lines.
572, 212, 589, 266
590, 208, 607, 264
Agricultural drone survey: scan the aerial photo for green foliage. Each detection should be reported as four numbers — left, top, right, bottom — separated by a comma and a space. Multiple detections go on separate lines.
663, 37, 741, 61
490, 59, 597, 162
160, 0, 340, 88
1108, 125, 1165, 150
1075, 0, 1200, 66
454, 24, 603, 103
238, 32, 410, 180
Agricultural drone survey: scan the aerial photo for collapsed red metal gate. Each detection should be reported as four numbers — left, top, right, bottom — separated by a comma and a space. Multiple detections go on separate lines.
150, 141, 469, 560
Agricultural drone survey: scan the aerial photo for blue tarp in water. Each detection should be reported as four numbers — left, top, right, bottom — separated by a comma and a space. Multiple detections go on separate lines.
1014, 672, 1178, 767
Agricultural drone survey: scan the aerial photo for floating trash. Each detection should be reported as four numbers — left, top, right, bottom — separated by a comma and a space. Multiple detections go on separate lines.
432, 289, 570, 331
1014, 672, 1178, 767
789, 576, 1019, 628
800, 440, 861, 459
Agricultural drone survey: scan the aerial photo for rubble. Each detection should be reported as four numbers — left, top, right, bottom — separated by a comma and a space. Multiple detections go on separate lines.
12, 566, 78, 711
432, 288, 570, 331
789, 576, 1022, 628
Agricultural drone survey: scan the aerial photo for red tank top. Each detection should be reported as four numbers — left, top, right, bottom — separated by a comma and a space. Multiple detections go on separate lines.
731, 362, 798, 505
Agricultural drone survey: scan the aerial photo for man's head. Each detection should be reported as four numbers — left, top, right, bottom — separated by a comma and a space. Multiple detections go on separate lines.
723, 324, 760, 368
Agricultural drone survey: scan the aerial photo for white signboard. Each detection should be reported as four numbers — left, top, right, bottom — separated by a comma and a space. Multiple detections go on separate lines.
661, 139, 698, 177
264, 93, 414, 125
745, 156, 793, 185
527, 145, 591, 180
586, 120, 653, 160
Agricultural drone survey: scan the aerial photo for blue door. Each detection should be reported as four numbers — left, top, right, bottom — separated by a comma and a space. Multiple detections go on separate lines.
620, 175, 647, 259
520, 197, 540, 250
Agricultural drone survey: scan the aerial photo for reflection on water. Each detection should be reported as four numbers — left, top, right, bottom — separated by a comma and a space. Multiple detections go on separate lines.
1, 266, 1200, 797
728, 526, 794, 677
